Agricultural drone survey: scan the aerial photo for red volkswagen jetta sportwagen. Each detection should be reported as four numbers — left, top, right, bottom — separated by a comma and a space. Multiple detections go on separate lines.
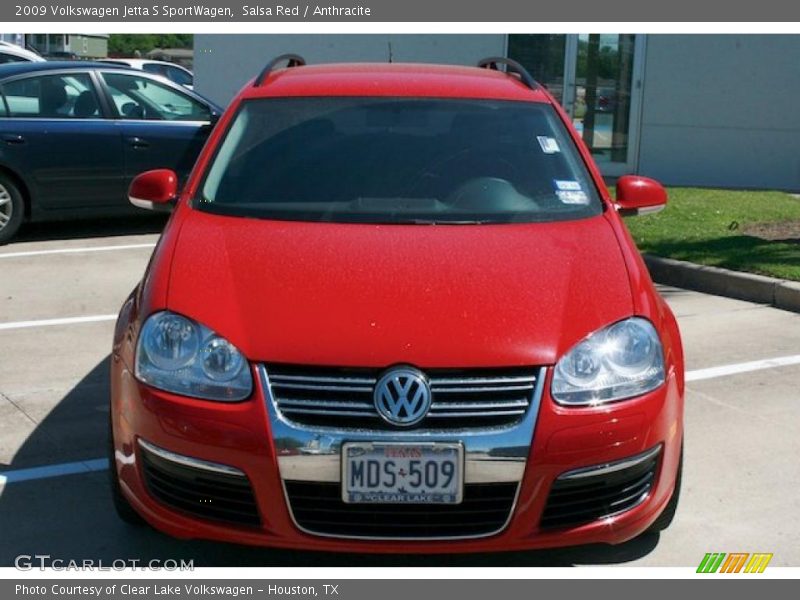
110, 56, 684, 552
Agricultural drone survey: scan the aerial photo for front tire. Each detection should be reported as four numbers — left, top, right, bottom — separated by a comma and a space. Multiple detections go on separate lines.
0, 175, 25, 245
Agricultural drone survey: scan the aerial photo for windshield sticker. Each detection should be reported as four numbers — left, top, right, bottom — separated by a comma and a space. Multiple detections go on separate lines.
553, 180, 582, 191
537, 136, 561, 154
556, 190, 590, 205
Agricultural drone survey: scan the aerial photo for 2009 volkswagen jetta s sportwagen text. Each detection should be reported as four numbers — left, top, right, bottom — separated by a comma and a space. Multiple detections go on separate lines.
110, 55, 684, 552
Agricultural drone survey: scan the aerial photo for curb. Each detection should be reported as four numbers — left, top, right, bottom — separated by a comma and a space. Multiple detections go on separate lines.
643, 254, 800, 314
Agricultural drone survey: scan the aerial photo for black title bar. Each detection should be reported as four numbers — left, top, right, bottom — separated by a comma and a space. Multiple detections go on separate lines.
4, 0, 800, 22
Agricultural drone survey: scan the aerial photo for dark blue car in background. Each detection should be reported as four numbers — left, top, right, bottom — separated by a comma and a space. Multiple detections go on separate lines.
0, 61, 222, 243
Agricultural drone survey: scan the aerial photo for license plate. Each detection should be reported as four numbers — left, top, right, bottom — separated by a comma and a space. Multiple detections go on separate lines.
341, 442, 464, 504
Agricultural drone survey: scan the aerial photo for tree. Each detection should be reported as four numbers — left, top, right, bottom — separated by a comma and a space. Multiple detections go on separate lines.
108, 34, 192, 57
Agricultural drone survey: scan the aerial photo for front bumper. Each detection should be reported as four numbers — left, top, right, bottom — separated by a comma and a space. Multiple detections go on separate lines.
111, 356, 683, 553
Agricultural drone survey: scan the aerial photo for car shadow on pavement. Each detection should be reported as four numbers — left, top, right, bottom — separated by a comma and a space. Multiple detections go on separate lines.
12, 214, 168, 244
0, 356, 660, 568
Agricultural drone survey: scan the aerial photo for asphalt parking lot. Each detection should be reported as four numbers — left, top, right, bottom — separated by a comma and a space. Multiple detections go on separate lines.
1, 218, 798, 568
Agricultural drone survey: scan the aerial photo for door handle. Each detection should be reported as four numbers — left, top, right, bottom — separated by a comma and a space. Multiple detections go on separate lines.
126, 136, 150, 149
1, 134, 26, 145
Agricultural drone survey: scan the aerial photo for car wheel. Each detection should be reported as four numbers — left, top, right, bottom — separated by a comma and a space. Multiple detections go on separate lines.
108, 416, 146, 526
647, 444, 683, 533
0, 175, 25, 245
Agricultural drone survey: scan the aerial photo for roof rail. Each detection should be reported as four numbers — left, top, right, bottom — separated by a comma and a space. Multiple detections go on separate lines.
253, 53, 306, 87
477, 57, 538, 91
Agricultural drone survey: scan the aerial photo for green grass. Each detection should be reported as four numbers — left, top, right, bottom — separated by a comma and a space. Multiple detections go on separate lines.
624, 187, 800, 281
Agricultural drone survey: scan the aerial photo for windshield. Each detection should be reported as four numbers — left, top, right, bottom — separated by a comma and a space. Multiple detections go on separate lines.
198, 97, 603, 224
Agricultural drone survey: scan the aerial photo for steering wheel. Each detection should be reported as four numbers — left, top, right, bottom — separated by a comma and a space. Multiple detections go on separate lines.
444, 177, 537, 212
121, 101, 144, 119
405, 148, 520, 199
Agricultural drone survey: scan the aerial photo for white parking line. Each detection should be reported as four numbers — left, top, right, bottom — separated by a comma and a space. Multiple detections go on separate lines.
0, 458, 108, 486
0, 315, 117, 331
2, 354, 800, 485
685, 354, 800, 382
0, 242, 156, 259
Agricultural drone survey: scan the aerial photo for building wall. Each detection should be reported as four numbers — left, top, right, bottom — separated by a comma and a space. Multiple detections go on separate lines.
194, 34, 506, 107
72, 35, 108, 58
194, 34, 799, 192
27, 33, 108, 58
638, 35, 800, 191
0, 34, 25, 46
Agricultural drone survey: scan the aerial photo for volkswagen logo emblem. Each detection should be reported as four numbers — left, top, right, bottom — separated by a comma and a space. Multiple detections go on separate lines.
373, 367, 432, 427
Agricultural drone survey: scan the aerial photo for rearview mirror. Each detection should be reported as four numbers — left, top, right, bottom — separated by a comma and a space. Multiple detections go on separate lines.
615, 175, 667, 216
128, 169, 178, 212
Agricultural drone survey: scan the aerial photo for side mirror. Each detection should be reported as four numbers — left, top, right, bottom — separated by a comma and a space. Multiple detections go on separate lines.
128, 169, 178, 212
209, 109, 221, 125
615, 175, 667, 216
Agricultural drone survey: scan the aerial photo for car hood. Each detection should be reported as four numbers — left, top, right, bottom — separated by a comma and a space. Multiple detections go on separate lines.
166, 210, 634, 367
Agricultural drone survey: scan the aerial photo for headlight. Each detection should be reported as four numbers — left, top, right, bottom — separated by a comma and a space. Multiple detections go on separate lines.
551, 317, 665, 406
135, 311, 252, 401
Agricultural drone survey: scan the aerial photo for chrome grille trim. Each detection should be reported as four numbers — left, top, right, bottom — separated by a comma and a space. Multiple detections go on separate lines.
260, 365, 546, 485
431, 375, 537, 385
137, 438, 247, 477
427, 410, 526, 418
430, 400, 530, 409
269, 374, 377, 385
279, 399, 374, 409
557, 445, 663, 481
279, 408, 377, 418
272, 382, 375, 393
266, 365, 539, 430
430, 384, 535, 393
262, 364, 547, 540
540, 445, 662, 530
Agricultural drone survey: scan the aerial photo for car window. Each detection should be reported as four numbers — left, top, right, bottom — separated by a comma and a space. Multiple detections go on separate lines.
199, 97, 603, 225
100, 72, 209, 121
0, 72, 101, 118
166, 66, 192, 86
0, 53, 28, 64
141, 63, 167, 77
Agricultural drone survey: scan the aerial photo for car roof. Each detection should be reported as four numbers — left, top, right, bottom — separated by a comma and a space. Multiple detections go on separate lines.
239, 62, 552, 103
103, 58, 191, 71
0, 60, 132, 78
0, 43, 45, 62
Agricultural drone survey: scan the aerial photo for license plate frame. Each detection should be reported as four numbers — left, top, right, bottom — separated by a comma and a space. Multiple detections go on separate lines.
341, 441, 464, 505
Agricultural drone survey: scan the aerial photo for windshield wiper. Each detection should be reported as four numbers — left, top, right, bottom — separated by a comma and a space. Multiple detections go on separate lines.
392, 218, 491, 225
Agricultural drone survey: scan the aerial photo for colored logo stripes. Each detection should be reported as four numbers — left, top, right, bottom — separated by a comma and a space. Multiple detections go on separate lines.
697, 553, 773, 573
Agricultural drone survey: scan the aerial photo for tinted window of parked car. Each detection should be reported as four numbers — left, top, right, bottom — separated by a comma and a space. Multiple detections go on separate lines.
165, 65, 193, 87
1, 73, 100, 118
140, 62, 167, 77
200, 97, 602, 224
101, 72, 208, 121
0, 54, 27, 64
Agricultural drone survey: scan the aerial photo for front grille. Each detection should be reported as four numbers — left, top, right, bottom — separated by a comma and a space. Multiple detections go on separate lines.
285, 481, 518, 538
540, 447, 661, 530
267, 364, 538, 430
139, 443, 261, 527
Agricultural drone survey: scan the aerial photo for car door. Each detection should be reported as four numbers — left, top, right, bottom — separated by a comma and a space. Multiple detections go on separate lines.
0, 70, 126, 211
97, 70, 214, 189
